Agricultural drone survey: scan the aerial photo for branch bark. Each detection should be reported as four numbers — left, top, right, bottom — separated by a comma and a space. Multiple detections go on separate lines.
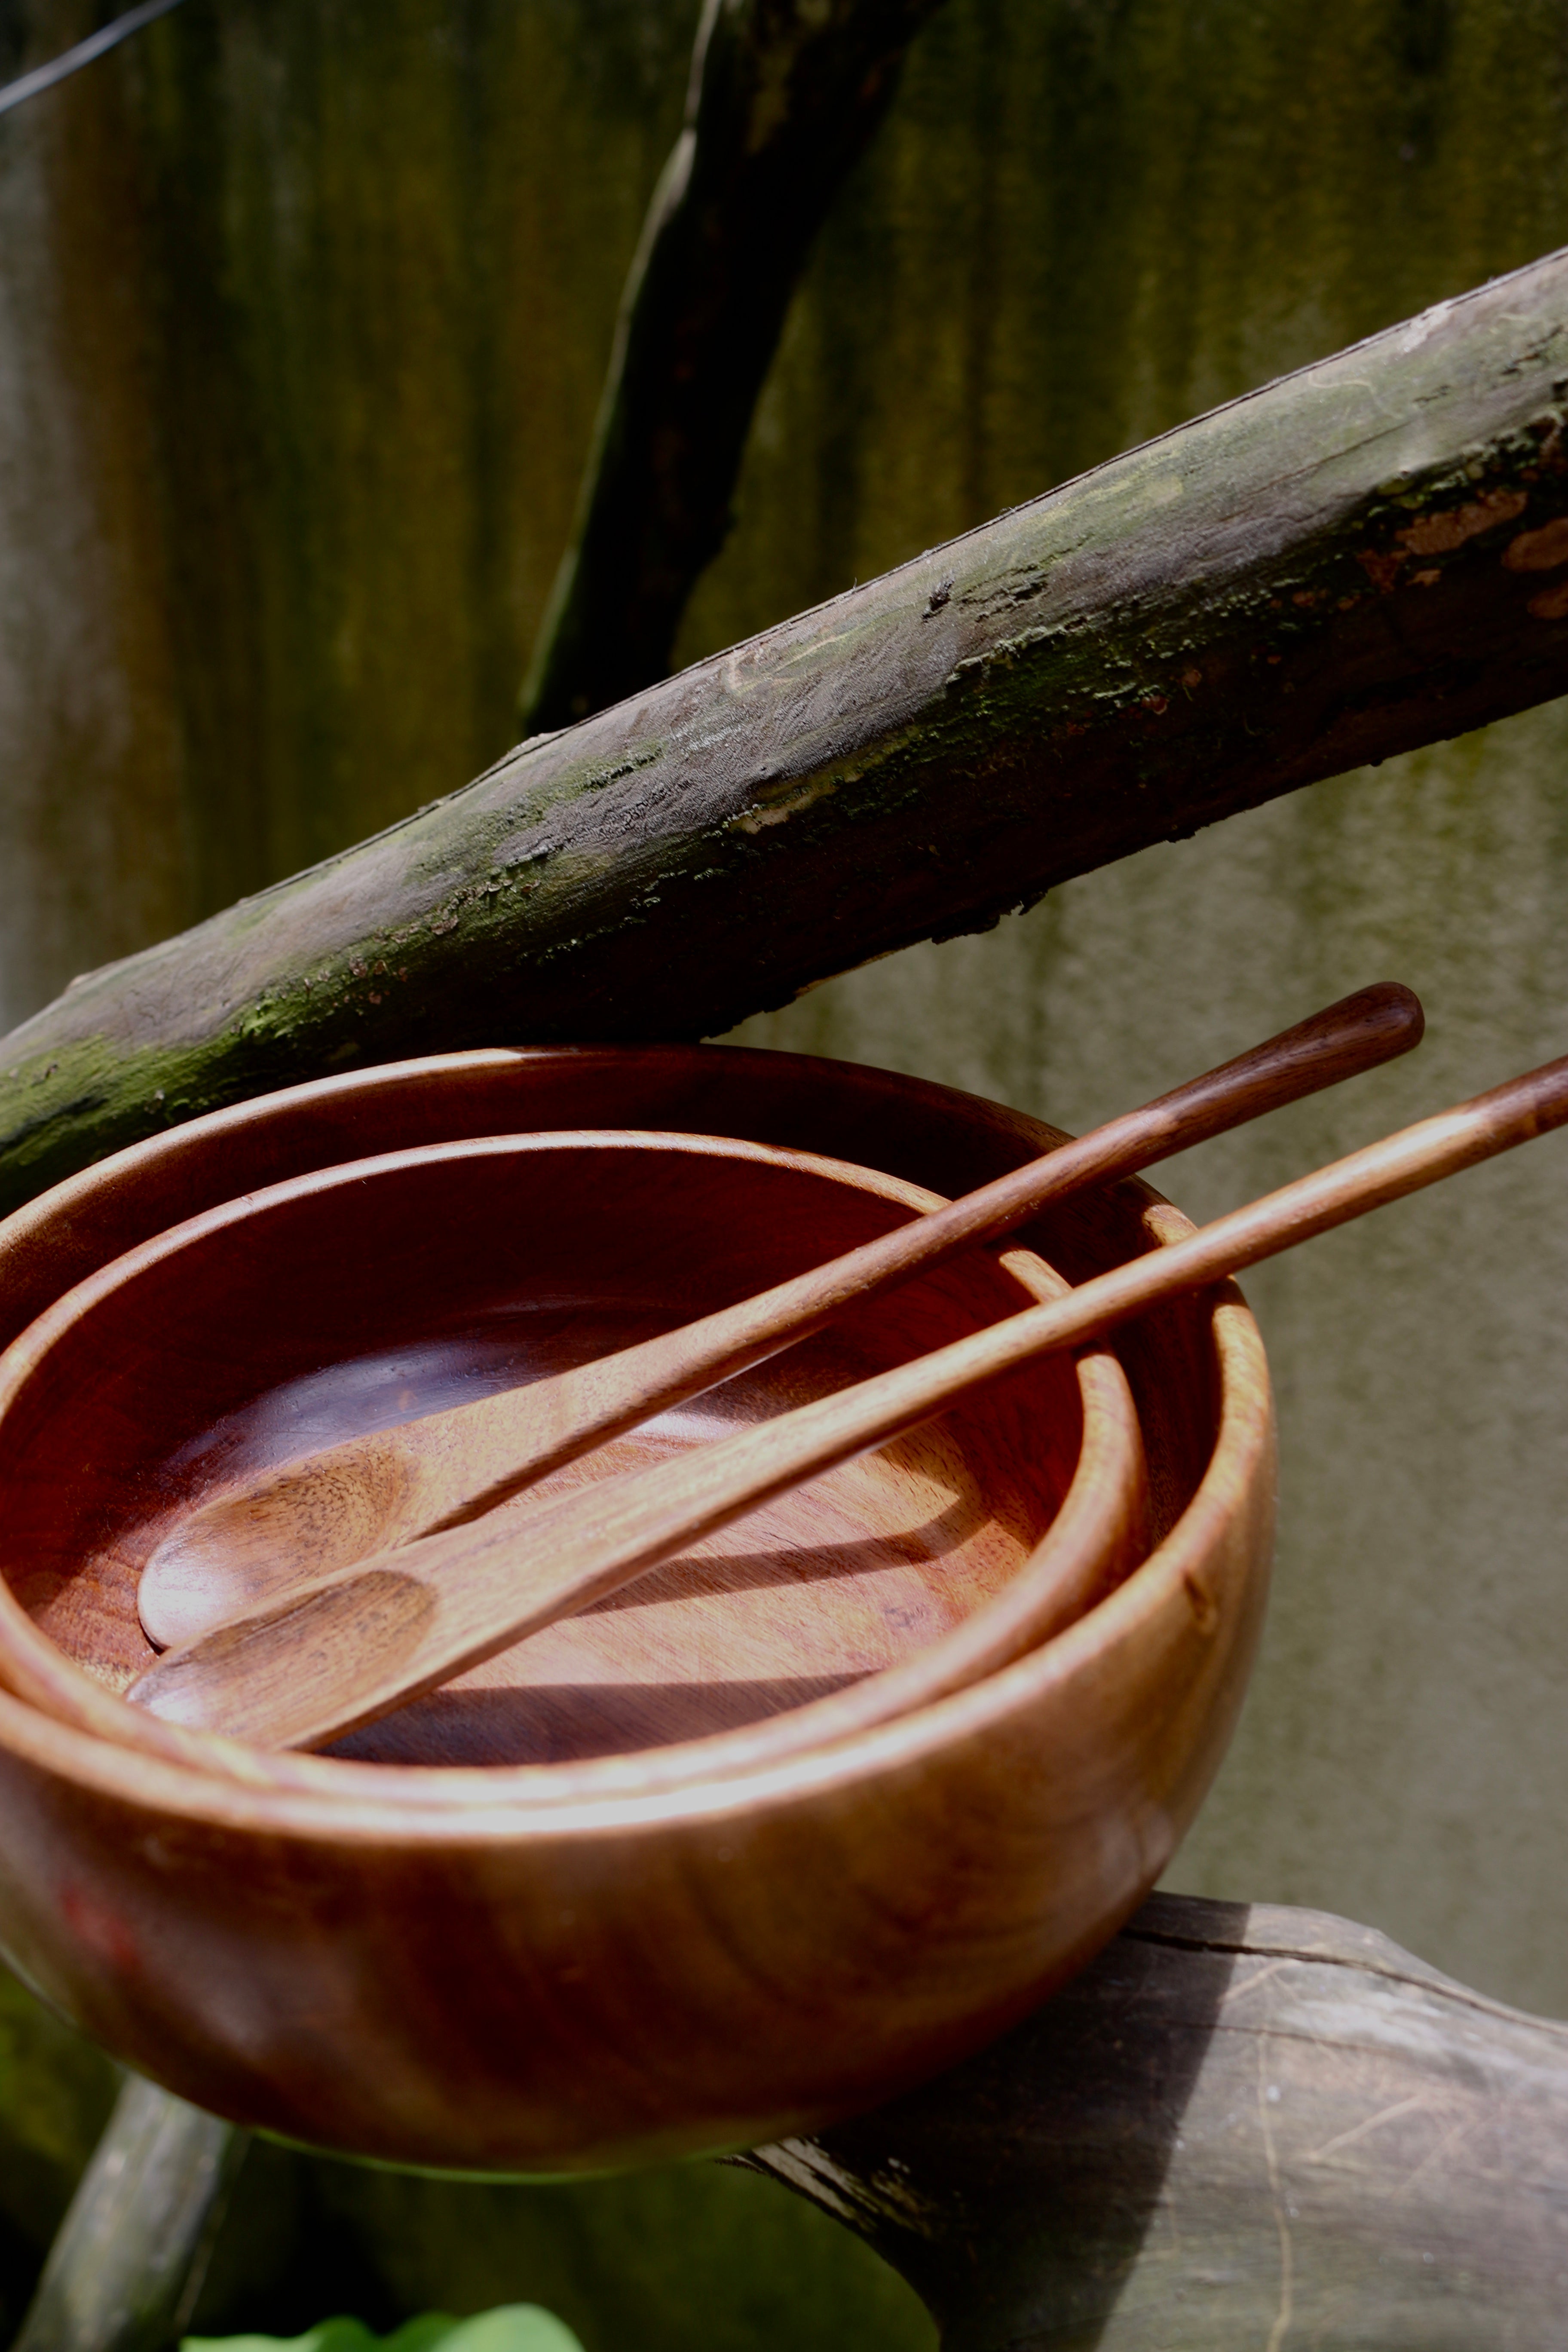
518, 0, 951, 734
9, 248, 1568, 1211
743, 1890, 1568, 2350
9, 2076, 246, 2352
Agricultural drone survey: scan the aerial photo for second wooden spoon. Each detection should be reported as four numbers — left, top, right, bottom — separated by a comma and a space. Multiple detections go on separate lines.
137, 982, 1422, 1651
129, 1042, 1568, 1755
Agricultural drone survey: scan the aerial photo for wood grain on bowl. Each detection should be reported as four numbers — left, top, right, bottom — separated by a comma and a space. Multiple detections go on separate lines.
0, 1046, 1255, 1805
0, 1047, 1272, 2171
0, 1278, 1268, 2172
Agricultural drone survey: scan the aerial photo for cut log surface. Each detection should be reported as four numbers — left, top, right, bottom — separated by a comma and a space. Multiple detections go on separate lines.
9, 249, 1568, 1208
745, 1891, 1568, 2350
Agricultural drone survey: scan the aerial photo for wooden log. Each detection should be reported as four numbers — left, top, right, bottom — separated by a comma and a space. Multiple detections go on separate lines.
744, 1890, 1568, 2348
9, 246, 1568, 1212
520, 0, 952, 734
28, 1890, 1566, 2349
9, 2075, 246, 2352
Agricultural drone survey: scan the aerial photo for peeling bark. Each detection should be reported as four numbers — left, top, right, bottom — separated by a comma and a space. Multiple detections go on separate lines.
8, 249, 1568, 1211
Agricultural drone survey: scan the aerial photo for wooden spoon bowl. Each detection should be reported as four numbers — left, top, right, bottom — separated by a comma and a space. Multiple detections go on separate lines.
0, 1047, 1274, 2172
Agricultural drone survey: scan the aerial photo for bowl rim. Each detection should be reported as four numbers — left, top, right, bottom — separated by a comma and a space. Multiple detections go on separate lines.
0, 1125, 1144, 1798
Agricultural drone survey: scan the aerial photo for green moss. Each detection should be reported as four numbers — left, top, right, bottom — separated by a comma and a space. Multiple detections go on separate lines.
684, 0, 1568, 655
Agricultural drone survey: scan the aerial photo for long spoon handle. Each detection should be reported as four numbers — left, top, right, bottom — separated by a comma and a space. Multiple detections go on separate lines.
137, 982, 1423, 1649
128, 1047, 1568, 1752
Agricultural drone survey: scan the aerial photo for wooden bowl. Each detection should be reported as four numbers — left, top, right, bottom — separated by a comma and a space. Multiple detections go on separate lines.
0, 1047, 1274, 2173
0, 1130, 1142, 1770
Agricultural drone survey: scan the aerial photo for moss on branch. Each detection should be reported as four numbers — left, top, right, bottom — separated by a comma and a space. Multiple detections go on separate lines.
7, 249, 1568, 1211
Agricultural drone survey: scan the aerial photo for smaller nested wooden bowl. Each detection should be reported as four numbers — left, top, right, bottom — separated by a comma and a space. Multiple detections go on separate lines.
0, 1047, 1274, 2173
0, 1132, 1140, 1770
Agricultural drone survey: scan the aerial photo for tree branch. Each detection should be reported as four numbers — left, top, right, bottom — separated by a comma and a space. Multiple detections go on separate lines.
9, 2077, 246, 2352
8, 248, 1568, 1210
743, 1890, 1568, 2349
519, 0, 952, 734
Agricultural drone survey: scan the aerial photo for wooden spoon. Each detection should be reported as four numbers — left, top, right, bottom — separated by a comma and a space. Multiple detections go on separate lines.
126, 1045, 1568, 1752
137, 983, 1423, 1651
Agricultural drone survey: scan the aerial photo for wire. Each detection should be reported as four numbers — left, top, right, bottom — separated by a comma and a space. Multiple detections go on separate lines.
0, 0, 189, 121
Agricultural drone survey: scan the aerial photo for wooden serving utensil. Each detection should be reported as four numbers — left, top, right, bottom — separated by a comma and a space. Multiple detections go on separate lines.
127, 1045, 1568, 1753
136, 983, 1423, 1651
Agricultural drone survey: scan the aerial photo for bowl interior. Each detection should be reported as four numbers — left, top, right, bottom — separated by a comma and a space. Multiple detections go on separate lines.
0, 1131, 1093, 1765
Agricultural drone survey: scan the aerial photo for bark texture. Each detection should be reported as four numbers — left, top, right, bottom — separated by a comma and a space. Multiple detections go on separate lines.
519, 0, 952, 735
9, 2076, 245, 2352
746, 1890, 1568, 2349
8, 247, 1568, 1210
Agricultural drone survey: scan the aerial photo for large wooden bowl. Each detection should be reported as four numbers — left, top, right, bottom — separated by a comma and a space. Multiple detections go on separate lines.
0, 1047, 1274, 2173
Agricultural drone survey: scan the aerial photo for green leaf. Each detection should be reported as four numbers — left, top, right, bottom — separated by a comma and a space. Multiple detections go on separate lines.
185, 2305, 585, 2352
436, 2310, 586, 2352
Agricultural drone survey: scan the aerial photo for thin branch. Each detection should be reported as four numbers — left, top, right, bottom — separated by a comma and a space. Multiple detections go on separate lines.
0, 0, 187, 122
9, 2077, 246, 2352
520, 0, 952, 732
